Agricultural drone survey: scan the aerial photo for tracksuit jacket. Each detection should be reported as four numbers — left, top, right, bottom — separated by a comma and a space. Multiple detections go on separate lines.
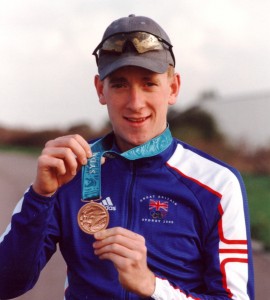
0, 135, 254, 299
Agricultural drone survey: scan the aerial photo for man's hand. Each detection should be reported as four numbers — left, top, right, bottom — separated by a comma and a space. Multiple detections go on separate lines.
93, 227, 156, 297
32, 134, 91, 197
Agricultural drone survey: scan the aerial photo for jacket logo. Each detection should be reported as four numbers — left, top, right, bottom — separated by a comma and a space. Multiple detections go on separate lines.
140, 195, 176, 224
101, 197, 116, 211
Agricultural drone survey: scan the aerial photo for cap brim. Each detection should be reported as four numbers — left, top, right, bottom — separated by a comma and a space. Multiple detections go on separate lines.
98, 51, 172, 80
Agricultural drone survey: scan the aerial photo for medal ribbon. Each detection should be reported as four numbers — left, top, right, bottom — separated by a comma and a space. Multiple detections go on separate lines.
81, 126, 173, 200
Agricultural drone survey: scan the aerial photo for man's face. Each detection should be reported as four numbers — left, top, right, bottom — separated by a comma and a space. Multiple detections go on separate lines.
95, 66, 180, 152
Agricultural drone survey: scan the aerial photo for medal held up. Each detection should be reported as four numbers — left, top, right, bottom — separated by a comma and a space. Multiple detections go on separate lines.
78, 151, 109, 235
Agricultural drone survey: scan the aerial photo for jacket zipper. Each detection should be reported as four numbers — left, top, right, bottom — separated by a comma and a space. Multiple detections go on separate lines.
126, 161, 137, 230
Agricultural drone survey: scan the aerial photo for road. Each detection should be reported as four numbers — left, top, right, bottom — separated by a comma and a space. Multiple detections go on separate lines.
0, 152, 269, 299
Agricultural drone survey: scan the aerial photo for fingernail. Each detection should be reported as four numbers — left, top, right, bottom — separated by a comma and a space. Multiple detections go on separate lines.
94, 232, 101, 239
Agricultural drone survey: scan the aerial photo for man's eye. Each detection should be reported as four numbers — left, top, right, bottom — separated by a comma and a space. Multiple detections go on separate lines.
145, 82, 157, 87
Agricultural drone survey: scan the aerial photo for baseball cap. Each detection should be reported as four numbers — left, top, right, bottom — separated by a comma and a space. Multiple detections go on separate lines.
93, 14, 175, 80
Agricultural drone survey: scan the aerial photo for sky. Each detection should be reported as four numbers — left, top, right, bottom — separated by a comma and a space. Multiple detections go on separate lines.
0, 0, 270, 133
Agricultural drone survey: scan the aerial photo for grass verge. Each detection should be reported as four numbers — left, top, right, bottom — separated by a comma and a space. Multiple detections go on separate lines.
243, 174, 270, 250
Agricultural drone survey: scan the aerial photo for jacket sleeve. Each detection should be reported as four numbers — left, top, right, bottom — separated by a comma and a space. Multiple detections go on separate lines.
151, 170, 254, 300
0, 186, 60, 299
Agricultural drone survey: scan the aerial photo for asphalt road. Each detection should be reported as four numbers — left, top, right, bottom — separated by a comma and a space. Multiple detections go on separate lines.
0, 152, 269, 299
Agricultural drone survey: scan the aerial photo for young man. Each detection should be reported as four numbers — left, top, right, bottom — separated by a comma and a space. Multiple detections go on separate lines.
0, 15, 254, 299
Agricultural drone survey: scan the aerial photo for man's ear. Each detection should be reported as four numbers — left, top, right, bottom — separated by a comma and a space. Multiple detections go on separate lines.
168, 73, 181, 105
94, 75, 106, 105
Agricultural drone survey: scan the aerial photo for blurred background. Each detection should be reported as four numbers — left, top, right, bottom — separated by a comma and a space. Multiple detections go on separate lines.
0, 0, 269, 299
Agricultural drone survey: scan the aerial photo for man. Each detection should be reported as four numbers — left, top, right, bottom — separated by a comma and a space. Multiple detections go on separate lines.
0, 14, 254, 299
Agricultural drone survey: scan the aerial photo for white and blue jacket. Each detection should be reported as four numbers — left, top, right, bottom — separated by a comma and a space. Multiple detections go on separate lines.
0, 136, 254, 299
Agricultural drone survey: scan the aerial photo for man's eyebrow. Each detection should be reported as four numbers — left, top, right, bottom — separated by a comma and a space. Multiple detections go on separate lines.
107, 74, 160, 84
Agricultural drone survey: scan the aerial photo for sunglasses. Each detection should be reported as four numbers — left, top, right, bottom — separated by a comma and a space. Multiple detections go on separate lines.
93, 31, 175, 66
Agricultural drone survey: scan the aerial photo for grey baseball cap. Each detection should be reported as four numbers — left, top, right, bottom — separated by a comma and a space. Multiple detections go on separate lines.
93, 14, 175, 80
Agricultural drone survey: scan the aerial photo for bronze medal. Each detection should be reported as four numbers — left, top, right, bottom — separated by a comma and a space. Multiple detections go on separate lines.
77, 202, 109, 234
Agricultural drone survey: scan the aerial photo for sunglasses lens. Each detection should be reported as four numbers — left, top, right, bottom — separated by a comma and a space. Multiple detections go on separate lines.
130, 32, 164, 53
102, 34, 126, 52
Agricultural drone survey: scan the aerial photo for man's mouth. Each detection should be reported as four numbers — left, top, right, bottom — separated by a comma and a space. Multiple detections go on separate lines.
125, 117, 149, 123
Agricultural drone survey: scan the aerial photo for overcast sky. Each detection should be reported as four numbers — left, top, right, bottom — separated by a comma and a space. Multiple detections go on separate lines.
0, 0, 269, 131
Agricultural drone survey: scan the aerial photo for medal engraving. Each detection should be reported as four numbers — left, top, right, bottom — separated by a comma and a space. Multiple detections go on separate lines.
78, 202, 109, 234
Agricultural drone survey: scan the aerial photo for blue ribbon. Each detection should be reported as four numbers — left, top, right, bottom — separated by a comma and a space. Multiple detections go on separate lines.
81, 126, 173, 200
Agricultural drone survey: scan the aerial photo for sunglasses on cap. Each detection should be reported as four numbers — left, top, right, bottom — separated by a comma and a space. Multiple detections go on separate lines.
93, 31, 175, 66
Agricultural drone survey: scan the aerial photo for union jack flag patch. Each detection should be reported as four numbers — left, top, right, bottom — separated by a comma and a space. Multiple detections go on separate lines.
149, 199, 168, 219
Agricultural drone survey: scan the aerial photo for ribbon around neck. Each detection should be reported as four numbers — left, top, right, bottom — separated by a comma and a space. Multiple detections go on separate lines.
81, 126, 173, 201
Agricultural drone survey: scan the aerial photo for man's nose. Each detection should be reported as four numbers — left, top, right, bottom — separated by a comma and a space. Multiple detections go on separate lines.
127, 86, 145, 110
